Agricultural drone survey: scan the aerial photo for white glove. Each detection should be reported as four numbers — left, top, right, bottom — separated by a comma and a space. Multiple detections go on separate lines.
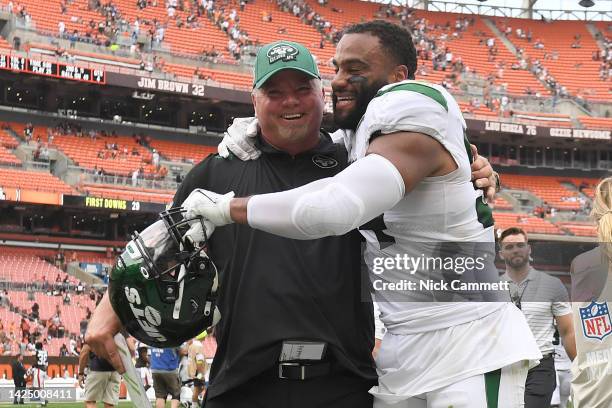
330, 128, 354, 152
218, 117, 261, 160
183, 218, 216, 246
182, 189, 235, 226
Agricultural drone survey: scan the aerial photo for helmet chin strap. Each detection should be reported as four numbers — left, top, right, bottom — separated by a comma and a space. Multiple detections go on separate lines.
172, 260, 187, 320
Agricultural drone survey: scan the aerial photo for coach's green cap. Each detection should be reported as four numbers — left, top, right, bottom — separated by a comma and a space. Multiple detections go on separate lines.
253, 40, 320, 88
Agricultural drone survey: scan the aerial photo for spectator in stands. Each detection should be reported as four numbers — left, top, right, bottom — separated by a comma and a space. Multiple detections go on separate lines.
0, 290, 8, 307
48, 321, 58, 339
60, 343, 69, 357
131, 168, 140, 187
500, 227, 576, 408
30, 303, 39, 320
152, 149, 160, 168
20, 318, 30, 339
1, 332, 12, 355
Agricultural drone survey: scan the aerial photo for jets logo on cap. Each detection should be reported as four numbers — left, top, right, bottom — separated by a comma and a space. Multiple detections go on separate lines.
267, 44, 299, 64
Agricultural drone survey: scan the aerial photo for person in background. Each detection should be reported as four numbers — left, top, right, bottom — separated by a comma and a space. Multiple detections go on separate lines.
150, 347, 182, 408
499, 227, 576, 408
11, 353, 27, 404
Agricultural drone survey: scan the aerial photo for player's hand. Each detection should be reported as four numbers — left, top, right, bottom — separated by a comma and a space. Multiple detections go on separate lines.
218, 117, 260, 160
183, 218, 216, 246
84, 292, 126, 374
182, 189, 235, 226
470, 144, 499, 202
78, 374, 86, 388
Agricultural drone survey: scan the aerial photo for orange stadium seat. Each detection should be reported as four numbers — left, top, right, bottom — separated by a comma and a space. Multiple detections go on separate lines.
149, 139, 216, 163
0, 37, 11, 49
557, 222, 597, 237
492, 196, 513, 210
8, 290, 96, 337
0, 128, 20, 149
501, 174, 586, 211
578, 116, 612, 130
52, 133, 156, 177
0, 145, 21, 165
493, 212, 562, 235
0, 167, 73, 194
495, 17, 609, 99
511, 111, 573, 128
82, 183, 174, 204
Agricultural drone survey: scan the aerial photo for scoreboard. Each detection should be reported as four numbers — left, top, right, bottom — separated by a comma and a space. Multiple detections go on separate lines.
0, 54, 105, 84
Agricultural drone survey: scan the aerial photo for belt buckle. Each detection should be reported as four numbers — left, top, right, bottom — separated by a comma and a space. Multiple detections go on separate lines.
278, 362, 305, 380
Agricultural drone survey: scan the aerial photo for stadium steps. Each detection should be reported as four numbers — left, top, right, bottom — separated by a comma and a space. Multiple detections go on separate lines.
483, 18, 554, 95
0, 126, 22, 148
496, 18, 608, 100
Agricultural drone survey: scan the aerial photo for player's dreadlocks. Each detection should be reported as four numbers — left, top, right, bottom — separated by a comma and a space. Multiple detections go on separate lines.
343, 20, 417, 80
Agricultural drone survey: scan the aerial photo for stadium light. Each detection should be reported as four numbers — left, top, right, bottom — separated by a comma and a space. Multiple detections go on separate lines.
578, 0, 595, 7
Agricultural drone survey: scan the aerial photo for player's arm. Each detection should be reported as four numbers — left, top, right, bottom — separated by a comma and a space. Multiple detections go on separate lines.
84, 292, 126, 373
78, 344, 90, 387
555, 313, 576, 361
188, 131, 449, 239
227, 131, 448, 239
218, 117, 497, 201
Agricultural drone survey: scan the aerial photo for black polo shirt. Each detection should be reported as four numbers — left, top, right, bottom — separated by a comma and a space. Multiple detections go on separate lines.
173, 132, 376, 399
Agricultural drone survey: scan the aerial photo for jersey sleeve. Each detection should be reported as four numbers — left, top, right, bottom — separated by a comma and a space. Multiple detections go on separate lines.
364, 86, 449, 146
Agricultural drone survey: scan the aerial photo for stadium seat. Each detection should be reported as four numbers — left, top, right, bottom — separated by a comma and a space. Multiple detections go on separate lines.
0, 167, 73, 194
501, 174, 586, 211
493, 212, 562, 235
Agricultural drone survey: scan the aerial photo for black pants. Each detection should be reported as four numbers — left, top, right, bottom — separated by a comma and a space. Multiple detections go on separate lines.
13, 385, 25, 404
203, 366, 375, 408
525, 353, 556, 408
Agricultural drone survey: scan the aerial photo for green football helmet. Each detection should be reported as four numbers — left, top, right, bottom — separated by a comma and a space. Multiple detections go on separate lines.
108, 207, 220, 347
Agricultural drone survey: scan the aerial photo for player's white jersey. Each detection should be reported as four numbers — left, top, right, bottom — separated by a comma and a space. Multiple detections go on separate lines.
351, 80, 541, 400
355, 80, 501, 326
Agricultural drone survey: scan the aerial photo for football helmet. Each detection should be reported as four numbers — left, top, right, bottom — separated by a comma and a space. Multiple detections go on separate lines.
108, 207, 220, 347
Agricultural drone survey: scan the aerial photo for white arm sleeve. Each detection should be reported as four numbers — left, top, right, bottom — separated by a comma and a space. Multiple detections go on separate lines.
247, 154, 405, 240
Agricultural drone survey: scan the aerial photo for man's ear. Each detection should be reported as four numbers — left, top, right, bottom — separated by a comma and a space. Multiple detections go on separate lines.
391, 65, 409, 83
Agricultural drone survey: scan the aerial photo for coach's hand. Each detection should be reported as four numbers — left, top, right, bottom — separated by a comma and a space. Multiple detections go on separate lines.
84, 292, 125, 374
182, 189, 235, 226
470, 144, 499, 202
218, 117, 260, 160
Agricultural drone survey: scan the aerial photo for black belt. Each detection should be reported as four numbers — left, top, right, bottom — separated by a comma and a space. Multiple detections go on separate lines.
277, 361, 332, 380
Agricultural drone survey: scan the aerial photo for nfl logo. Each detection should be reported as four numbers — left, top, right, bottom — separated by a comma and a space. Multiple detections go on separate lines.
580, 301, 612, 341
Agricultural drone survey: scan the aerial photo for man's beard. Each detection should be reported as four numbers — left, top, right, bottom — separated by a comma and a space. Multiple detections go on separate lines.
508, 255, 529, 269
333, 78, 388, 131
